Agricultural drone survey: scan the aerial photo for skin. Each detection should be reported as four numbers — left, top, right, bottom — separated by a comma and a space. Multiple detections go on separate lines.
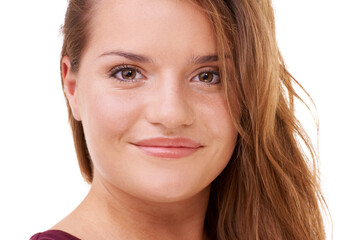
58, 0, 237, 239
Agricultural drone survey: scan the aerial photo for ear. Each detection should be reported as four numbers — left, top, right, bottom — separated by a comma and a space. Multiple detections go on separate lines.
62, 56, 81, 121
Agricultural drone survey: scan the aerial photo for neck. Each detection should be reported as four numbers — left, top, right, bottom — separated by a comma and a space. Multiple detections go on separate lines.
75, 173, 210, 240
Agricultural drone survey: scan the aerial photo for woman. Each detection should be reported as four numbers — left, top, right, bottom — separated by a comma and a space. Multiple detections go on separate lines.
30, 0, 326, 239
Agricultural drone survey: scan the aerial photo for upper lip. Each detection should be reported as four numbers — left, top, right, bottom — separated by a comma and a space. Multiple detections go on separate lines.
132, 137, 202, 148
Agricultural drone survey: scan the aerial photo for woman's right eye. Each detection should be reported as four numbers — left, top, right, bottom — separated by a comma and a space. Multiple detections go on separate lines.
109, 65, 145, 82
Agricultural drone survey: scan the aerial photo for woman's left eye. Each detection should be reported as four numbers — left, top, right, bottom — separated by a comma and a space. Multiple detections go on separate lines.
109, 65, 144, 82
192, 71, 220, 84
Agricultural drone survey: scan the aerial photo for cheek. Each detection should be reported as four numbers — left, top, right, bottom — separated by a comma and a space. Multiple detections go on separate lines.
80, 86, 142, 152
183, 93, 237, 190
95, 96, 137, 135
197, 93, 236, 143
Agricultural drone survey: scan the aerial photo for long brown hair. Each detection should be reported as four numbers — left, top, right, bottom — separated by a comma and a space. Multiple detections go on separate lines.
61, 0, 327, 239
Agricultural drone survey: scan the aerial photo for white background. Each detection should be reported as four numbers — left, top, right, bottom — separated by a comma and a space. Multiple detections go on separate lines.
0, 1, 342, 239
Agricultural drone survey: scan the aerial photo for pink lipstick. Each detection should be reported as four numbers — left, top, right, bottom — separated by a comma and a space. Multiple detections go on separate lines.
132, 137, 202, 159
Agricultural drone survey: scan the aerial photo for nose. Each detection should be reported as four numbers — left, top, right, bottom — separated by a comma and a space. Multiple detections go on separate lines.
145, 77, 195, 129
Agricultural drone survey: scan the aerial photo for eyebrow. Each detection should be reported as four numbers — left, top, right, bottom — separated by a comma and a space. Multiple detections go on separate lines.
99, 51, 153, 63
99, 50, 221, 64
188, 54, 219, 64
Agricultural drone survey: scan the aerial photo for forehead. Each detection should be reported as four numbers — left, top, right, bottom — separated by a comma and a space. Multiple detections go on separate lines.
86, 0, 217, 63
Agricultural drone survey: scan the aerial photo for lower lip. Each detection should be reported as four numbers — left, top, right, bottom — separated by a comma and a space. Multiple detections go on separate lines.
136, 146, 199, 159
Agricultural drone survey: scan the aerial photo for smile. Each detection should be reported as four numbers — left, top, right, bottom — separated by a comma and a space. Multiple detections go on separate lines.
132, 137, 202, 159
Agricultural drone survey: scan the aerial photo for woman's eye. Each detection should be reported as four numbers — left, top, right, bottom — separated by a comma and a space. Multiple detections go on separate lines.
192, 71, 220, 84
199, 72, 213, 82
110, 66, 144, 82
121, 68, 136, 80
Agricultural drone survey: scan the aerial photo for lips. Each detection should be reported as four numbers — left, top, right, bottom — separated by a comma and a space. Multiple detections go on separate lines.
132, 137, 202, 158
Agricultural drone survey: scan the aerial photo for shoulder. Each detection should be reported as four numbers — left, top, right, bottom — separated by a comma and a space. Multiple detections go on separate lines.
30, 230, 81, 240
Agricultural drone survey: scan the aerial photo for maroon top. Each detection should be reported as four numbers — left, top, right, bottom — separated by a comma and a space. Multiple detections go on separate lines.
30, 230, 81, 240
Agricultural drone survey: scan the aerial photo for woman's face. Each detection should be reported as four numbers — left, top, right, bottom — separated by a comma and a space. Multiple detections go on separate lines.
64, 0, 237, 202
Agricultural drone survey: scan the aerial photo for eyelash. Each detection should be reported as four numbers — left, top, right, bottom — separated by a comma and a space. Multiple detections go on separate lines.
109, 64, 144, 84
108, 65, 220, 85
192, 69, 221, 85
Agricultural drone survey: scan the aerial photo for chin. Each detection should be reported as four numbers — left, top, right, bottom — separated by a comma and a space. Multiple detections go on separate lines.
132, 174, 210, 203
